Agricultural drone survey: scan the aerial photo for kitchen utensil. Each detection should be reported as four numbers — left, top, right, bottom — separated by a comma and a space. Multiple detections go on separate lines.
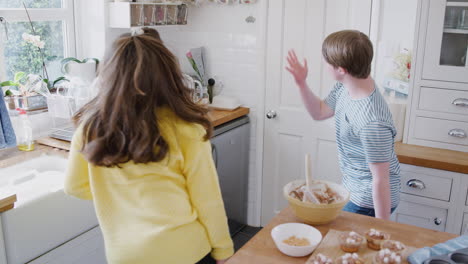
306, 230, 416, 264
305, 154, 312, 192
284, 180, 350, 225
422, 247, 468, 264
271, 223, 322, 257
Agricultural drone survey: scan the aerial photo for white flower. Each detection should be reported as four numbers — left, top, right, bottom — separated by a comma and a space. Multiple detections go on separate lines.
22, 33, 45, 49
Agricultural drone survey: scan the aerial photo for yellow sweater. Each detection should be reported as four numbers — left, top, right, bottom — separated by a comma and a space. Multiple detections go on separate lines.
64, 108, 234, 264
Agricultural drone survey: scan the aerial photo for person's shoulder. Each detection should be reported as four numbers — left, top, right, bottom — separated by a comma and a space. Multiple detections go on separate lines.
157, 107, 207, 141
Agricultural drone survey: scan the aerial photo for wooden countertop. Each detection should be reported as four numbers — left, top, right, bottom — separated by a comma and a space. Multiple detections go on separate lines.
207, 107, 250, 127
396, 142, 468, 174
227, 207, 457, 264
0, 107, 250, 211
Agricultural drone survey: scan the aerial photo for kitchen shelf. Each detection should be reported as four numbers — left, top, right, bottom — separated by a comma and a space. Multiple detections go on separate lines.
109, 2, 187, 29
447, 2, 468, 7
128, 1, 183, 6
444, 28, 468, 34
129, 25, 184, 31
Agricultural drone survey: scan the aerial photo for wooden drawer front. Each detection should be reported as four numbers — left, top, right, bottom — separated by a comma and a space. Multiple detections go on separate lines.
419, 87, 468, 115
393, 200, 447, 232
400, 170, 452, 201
414, 117, 468, 146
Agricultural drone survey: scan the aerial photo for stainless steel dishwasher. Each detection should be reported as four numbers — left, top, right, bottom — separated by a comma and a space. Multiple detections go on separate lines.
211, 116, 250, 225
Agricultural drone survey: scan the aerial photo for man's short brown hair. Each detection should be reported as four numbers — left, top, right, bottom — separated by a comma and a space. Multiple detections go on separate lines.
322, 30, 373, 79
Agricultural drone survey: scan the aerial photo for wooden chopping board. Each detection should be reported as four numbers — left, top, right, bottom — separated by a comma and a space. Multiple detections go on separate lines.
36, 137, 71, 151
306, 230, 416, 264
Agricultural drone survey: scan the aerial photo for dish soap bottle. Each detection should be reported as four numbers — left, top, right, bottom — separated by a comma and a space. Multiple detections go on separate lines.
16, 108, 34, 151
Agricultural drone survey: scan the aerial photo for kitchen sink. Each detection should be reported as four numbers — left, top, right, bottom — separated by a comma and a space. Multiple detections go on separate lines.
0, 155, 98, 264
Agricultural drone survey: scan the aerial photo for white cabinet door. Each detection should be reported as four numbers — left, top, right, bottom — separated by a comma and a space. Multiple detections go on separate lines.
392, 200, 447, 232
261, 0, 372, 225
422, 0, 468, 84
28, 227, 106, 264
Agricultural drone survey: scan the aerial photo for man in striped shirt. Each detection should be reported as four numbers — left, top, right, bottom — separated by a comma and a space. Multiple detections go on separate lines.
286, 30, 400, 220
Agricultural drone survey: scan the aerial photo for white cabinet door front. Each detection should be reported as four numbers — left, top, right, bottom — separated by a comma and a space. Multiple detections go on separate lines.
392, 200, 447, 232
422, 0, 468, 84
28, 227, 106, 264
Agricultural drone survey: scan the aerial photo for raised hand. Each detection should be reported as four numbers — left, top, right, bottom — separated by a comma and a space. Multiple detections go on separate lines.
285, 50, 308, 85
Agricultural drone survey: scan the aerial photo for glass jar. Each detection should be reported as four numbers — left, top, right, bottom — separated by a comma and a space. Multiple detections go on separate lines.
177, 4, 188, 25
166, 5, 178, 25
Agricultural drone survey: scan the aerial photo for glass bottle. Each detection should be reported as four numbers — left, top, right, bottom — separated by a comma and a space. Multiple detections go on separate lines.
16, 108, 34, 151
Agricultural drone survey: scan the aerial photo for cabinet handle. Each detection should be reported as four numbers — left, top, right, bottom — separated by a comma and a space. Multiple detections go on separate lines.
452, 98, 468, 107
434, 218, 442, 226
448, 129, 467, 138
406, 179, 426, 190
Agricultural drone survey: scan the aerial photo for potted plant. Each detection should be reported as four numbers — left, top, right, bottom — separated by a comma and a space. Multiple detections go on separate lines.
1, 72, 68, 111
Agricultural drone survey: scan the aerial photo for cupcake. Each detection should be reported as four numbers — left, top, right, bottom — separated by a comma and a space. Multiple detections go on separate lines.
373, 248, 402, 264
335, 253, 364, 264
381, 240, 406, 254
339, 231, 364, 253
307, 253, 334, 264
365, 228, 390, 250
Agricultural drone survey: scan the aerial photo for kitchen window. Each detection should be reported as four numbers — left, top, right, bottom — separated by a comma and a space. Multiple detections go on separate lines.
0, 0, 76, 82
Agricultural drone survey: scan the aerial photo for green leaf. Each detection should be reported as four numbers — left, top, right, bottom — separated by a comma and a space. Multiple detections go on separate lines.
52, 76, 69, 87
61, 57, 83, 74
0, 81, 19, 87
83, 58, 100, 66
14, 72, 26, 83
5, 90, 13, 96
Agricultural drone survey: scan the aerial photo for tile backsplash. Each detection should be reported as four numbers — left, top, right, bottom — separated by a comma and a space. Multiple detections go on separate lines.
158, 3, 265, 225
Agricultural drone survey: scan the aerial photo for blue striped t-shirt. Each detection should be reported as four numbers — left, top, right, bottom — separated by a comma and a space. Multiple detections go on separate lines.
324, 82, 401, 209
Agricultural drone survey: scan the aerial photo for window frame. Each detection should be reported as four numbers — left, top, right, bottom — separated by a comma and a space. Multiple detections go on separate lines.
0, 0, 76, 80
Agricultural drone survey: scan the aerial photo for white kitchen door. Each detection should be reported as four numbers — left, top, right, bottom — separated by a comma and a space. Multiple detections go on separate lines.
261, 0, 373, 225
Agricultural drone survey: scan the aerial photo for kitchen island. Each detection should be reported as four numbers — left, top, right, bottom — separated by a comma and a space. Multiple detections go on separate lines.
226, 207, 458, 264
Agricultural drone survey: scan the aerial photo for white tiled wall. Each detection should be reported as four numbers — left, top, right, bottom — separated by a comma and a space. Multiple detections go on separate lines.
156, 3, 266, 226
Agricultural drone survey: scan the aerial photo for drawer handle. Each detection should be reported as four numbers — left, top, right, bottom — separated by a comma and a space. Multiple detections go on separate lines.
434, 218, 442, 226
452, 98, 468, 107
406, 179, 425, 190
448, 129, 467, 138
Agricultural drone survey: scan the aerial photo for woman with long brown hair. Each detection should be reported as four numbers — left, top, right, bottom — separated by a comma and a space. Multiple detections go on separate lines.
65, 28, 233, 264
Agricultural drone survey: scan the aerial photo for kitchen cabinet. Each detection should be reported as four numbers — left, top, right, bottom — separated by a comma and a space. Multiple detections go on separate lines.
28, 227, 106, 264
392, 200, 447, 232
391, 164, 464, 234
422, 0, 468, 84
405, 0, 468, 152
211, 116, 250, 225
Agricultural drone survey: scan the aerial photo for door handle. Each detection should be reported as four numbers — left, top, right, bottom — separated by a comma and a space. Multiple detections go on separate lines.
452, 98, 468, 107
434, 218, 442, 226
266, 110, 277, 119
448, 129, 467, 138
